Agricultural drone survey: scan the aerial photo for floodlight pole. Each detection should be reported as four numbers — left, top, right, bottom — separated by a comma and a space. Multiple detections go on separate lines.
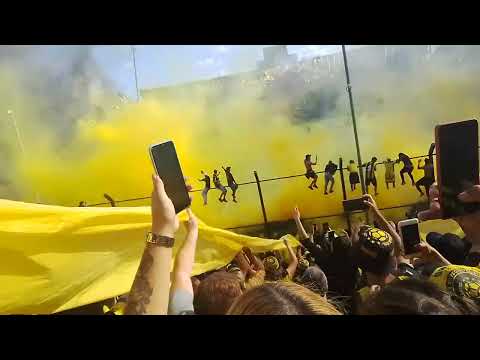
131, 45, 140, 102
341, 45, 366, 195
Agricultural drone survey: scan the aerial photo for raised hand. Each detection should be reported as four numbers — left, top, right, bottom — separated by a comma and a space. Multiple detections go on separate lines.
151, 174, 179, 237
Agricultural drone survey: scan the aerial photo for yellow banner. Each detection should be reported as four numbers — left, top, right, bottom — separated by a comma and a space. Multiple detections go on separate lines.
0, 199, 299, 314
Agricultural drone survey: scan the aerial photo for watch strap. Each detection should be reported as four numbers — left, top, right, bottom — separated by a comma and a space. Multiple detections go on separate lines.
146, 232, 175, 248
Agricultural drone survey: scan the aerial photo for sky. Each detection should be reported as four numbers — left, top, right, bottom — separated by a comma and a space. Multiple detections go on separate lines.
91, 45, 347, 100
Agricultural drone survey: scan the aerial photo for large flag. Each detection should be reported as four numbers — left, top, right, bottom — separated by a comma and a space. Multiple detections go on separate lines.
0, 199, 299, 314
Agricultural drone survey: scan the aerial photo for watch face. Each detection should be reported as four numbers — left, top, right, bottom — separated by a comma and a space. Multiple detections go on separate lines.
146, 232, 154, 242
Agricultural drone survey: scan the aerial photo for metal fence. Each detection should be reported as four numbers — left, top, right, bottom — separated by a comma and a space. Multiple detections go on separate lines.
83, 147, 465, 234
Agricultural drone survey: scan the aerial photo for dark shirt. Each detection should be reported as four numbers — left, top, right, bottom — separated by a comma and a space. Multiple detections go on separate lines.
225, 171, 236, 185
300, 237, 358, 296
200, 175, 211, 189
325, 163, 338, 175
398, 153, 413, 167
213, 173, 221, 187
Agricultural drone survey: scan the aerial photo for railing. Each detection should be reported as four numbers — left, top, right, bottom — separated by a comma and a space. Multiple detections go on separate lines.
83, 147, 480, 235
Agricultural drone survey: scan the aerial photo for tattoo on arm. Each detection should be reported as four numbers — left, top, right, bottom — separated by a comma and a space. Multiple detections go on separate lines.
125, 249, 154, 315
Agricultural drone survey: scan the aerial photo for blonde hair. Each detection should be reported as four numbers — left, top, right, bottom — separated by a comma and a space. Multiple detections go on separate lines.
227, 281, 342, 315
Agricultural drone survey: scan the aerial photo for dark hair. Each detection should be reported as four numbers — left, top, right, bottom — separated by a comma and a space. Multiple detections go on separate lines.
227, 282, 342, 315
299, 266, 329, 296
193, 271, 243, 315
359, 278, 480, 315
332, 235, 352, 258
466, 252, 480, 267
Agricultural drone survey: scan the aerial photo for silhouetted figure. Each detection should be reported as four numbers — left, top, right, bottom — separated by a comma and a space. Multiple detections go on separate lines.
347, 160, 360, 191
104, 193, 116, 207
199, 170, 211, 205
304, 154, 318, 190
78, 201, 87, 207
324, 160, 338, 195
364, 157, 379, 196
223, 166, 238, 202
213, 170, 227, 203
384, 158, 396, 189
416, 143, 436, 196
396, 152, 415, 186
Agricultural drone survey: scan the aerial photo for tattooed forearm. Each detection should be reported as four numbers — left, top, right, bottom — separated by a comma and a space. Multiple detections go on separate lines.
125, 248, 154, 315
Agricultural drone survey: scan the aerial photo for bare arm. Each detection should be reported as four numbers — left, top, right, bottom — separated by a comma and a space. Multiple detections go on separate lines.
235, 250, 255, 277
283, 239, 298, 279
170, 208, 199, 296
125, 175, 179, 315
243, 248, 264, 272
428, 143, 435, 163
292, 206, 309, 240
363, 194, 407, 263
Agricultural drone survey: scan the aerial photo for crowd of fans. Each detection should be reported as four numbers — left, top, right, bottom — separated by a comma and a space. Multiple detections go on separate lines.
105, 159, 480, 316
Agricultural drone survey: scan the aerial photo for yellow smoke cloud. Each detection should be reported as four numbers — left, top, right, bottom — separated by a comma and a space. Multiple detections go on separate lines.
4, 61, 480, 229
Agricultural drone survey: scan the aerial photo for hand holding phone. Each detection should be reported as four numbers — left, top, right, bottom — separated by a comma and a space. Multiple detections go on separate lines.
149, 141, 191, 214
435, 119, 480, 219
343, 198, 369, 212
151, 174, 179, 237
398, 218, 421, 255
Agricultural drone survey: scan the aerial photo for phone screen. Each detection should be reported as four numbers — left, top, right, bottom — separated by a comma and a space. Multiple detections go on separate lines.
343, 198, 368, 212
150, 141, 191, 213
401, 223, 421, 255
322, 223, 330, 233
436, 119, 479, 218
328, 230, 336, 242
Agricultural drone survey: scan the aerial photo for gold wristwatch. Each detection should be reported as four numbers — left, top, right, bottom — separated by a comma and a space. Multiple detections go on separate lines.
146, 232, 175, 248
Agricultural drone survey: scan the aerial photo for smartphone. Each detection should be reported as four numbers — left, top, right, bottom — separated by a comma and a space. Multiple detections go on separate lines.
435, 119, 480, 219
398, 218, 421, 255
322, 223, 330, 234
149, 141, 191, 213
328, 230, 336, 242
343, 198, 368, 212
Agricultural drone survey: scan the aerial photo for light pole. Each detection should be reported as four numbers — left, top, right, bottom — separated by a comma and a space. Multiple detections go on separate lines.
7, 109, 41, 203
131, 45, 140, 102
341, 45, 366, 195
7, 110, 25, 155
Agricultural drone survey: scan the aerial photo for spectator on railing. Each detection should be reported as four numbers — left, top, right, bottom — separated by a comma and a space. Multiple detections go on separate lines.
347, 160, 360, 191
364, 157, 379, 196
222, 166, 239, 203
198, 171, 211, 206
213, 169, 228, 203
304, 154, 318, 190
384, 158, 396, 189
324, 160, 338, 195
397, 152, 415, 186
415, 143, 436, 196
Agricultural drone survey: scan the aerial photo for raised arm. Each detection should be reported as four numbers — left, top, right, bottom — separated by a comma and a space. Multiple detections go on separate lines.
283, 238, 298, 279
170, 209, 198, 295
428, 143, 435, 163
292, 206, 309, 240
363, 194, 407, 263
125, 175, 179, 315
168, 208, 199, 315
418, 159, 424, 170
